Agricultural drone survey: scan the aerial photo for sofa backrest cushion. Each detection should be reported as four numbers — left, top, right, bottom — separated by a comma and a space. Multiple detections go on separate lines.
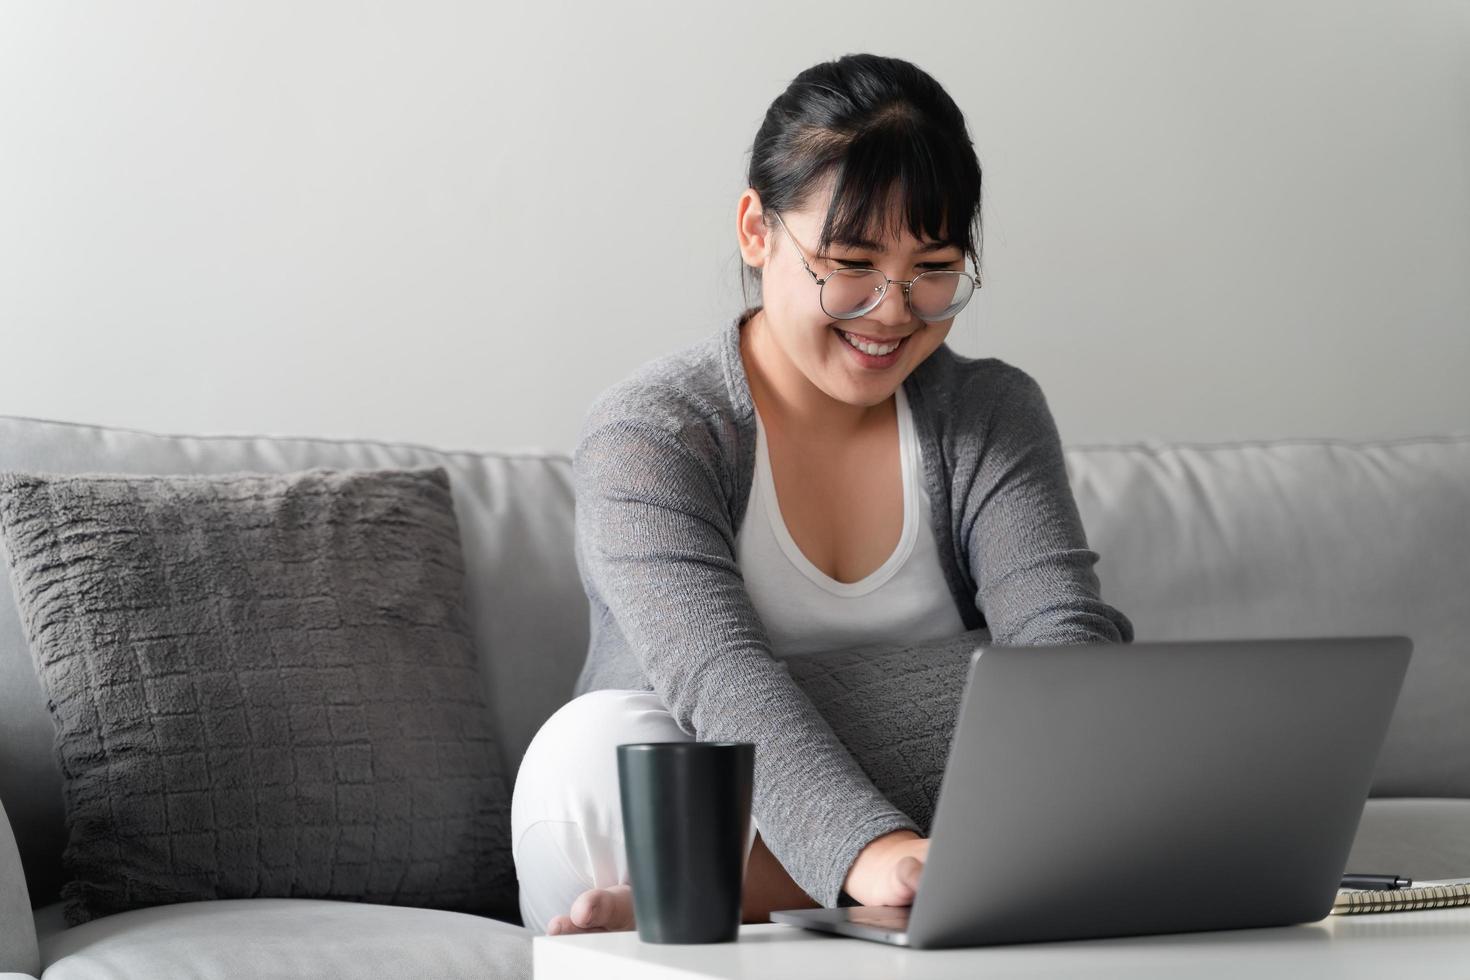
1065, 436, 1470, 799
0, 416, 590, 908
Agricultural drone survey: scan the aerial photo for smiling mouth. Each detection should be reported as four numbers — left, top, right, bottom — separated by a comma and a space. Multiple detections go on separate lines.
835, 326, 912, 344
833, 326, 913, 356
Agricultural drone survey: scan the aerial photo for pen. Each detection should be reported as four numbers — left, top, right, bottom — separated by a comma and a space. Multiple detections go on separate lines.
1340, 873, 1412, 890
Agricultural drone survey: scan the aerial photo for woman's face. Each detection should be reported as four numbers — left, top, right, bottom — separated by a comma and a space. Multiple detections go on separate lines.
737, 186, 964, 410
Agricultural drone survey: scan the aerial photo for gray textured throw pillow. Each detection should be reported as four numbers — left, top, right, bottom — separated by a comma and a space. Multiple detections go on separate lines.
782, 627, 993, 835
0, 467, 516, 926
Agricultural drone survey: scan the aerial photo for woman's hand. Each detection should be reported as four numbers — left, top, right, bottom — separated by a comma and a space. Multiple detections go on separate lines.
841, 829, 929, 907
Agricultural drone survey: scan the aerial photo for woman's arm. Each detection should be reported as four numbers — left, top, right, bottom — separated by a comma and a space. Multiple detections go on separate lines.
963, 368, 1135, 645
573, 414, 920, 909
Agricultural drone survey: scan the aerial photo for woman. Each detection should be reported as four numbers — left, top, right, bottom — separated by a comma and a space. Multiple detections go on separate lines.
510, 52, 1134, 936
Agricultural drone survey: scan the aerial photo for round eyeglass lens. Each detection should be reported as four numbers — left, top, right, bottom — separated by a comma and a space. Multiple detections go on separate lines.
820, 269, 974, 321
909, 271, 974, 321
820, 268, 886, 318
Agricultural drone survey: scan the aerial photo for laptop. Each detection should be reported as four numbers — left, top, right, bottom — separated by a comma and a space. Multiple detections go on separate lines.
769, 635, 1412, 949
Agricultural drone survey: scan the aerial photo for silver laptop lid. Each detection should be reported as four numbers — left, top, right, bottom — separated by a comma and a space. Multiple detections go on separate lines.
904, 635, 1412, 948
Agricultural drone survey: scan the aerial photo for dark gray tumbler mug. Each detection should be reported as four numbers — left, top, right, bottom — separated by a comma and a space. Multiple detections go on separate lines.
617, 741, 754, 944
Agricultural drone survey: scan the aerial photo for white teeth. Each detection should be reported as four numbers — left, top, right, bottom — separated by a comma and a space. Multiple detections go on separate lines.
840, 330, 901, 356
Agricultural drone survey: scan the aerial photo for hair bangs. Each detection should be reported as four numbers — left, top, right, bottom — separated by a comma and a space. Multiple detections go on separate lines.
817, 117, 978, 263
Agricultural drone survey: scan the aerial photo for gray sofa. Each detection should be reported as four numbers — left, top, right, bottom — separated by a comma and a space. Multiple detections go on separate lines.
1, 413, 1467, 979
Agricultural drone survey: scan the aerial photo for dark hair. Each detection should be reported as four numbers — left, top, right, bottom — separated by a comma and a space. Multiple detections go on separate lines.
740, 53, 983, 312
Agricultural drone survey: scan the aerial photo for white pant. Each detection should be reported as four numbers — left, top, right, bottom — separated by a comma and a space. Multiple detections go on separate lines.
510, 689, 762, 934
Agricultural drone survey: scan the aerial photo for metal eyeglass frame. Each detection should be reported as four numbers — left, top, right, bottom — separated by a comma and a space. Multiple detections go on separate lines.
769, 209, 982, 322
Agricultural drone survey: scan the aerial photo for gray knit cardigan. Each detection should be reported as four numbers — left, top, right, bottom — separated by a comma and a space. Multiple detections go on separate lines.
570, 307, 1134, 908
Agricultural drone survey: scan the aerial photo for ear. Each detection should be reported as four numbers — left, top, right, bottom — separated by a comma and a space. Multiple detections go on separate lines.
737, 189, 771, 269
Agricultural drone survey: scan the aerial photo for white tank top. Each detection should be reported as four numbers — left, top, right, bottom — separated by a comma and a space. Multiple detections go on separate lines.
735, 384, 967, 657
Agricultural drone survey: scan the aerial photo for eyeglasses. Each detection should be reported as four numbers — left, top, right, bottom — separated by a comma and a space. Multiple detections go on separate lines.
769, 210, 981, 323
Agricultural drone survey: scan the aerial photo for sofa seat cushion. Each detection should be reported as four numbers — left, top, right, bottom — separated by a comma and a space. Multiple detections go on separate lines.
1346, 798, 1470, 881
34, 898, 530, 980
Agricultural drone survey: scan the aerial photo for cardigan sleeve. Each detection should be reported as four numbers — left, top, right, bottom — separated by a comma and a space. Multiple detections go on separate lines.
964, 368, 1135, 646
572, 415, 920, 908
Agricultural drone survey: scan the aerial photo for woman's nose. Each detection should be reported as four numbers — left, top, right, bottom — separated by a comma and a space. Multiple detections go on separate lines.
868, 279, 914, 326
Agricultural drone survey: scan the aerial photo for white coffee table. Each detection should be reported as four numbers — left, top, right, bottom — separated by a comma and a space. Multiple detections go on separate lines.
534, 907, 1470, 979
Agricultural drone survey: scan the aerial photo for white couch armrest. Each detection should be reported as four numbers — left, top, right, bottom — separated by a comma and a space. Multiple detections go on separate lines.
0, 797, 39, 977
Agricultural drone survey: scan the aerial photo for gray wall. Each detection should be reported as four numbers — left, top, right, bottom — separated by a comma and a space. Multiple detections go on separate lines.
1, 0, 1465, 453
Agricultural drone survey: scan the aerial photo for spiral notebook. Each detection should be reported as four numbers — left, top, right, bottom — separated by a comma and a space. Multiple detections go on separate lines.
1331, 877, 1470, 915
